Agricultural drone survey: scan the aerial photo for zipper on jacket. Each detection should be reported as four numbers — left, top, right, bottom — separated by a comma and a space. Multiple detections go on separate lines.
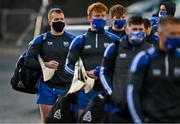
165, 54, 169, 76
95, 33, 98, 48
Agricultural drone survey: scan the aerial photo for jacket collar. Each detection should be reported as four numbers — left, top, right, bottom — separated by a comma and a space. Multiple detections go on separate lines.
120, 35, 146, 49
87, 28, 105, 34
108, 27, 126, 37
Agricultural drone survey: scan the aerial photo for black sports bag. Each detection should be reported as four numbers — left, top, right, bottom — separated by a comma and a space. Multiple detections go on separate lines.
10, 52, 41, 94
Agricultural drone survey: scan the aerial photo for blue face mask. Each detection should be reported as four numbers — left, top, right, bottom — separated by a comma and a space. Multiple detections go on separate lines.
159, 11, 167, 17
129, 31, 146, 45
92, 18, 106, 31
114, 19, 126, 29
165, 37, 180, 52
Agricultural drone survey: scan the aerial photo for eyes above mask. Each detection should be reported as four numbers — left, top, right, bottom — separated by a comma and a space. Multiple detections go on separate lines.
92, 18, 106, 31
165, 37, 180, 52
129, 31, 146, 45
113, 19, 126, 29
159, 11, 167, 17
52, 21, 65, 32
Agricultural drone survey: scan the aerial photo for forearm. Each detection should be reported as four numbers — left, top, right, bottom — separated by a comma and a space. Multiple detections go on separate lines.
99, 66, 113, 95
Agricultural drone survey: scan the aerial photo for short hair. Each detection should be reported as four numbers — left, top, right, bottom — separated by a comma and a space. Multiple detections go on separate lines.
159, 16, 180, 27
87, 2, 108, 16
48, 8, 64, 19
127, 16, 144, 26
143, 18, 151, 29
109, 4, 126, 18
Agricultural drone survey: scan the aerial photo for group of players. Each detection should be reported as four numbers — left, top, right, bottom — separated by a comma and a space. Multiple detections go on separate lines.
25, 1, 180, 123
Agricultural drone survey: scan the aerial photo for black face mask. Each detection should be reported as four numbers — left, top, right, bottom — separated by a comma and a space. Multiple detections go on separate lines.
52, 21, 65, 32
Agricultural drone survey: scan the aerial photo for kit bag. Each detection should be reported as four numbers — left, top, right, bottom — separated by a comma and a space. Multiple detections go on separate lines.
45, 93, 77, 123
10, 51, 41, 94
10, 33, 47, 94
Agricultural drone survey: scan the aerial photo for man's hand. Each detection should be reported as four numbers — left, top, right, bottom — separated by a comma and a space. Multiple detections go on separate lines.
44, 60, 59, 70
86, 70, 98, 80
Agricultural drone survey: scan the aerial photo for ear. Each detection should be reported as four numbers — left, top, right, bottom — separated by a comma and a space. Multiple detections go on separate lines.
125, 26, 129, 34
146, 27, 152, 35
87, 15, 92, 22
48, 19, 52, 26
157, 30, 162, 37
157, 30, 165, 43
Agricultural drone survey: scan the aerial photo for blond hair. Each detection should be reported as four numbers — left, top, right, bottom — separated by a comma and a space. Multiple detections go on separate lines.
87, 2, 108, 16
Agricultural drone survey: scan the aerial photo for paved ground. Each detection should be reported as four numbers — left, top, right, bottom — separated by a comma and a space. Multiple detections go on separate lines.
0, 42, 40, 123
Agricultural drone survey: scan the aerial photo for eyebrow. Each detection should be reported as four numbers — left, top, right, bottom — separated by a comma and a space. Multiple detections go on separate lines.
132, 28, 143, 30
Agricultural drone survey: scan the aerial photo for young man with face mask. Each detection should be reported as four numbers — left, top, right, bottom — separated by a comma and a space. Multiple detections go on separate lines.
158, 1, 176, 17
143, 18, 159, 46
126, 16, 180, 123
99, 16, 152, 122
108, 4, 126, 38
65, 2, 119, 117
150, 1, 176, 33
24, 8, 75, 123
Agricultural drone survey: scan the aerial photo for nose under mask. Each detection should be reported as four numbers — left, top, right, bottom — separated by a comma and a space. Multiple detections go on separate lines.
165, 37, 180, 52
92, 18, 106, 31
52, 21, 65, 32
113, 19, 126, 29
159, 11, 167, 17
129, 31, 146, 45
